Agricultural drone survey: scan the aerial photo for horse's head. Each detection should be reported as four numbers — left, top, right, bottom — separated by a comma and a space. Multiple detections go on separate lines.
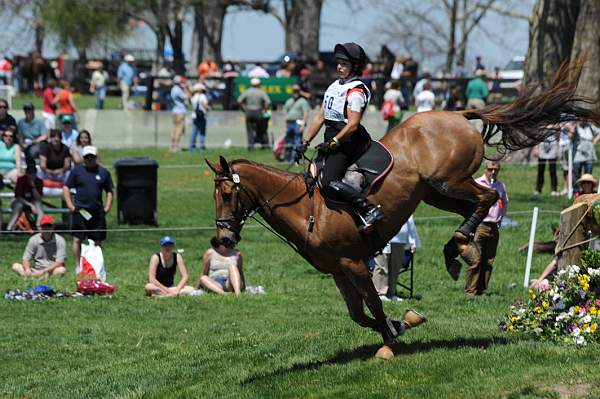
206, 156, 250, 245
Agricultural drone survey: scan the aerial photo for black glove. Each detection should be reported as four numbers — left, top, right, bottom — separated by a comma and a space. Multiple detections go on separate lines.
295, 141, 309, 160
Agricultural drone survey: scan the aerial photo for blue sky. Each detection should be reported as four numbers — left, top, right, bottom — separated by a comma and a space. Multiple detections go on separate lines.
4, 0, 533, 73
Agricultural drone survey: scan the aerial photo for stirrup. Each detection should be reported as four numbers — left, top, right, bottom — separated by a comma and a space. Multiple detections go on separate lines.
357, 205, 383, 234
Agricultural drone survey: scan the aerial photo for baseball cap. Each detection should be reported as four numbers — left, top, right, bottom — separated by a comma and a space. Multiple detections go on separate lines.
173, 75, 186, 84
124, 54, 135, 62
60, 114, 74, 123
39, 215, 55, 226
23, 102, 34, 110
250, 78, 261, 86
160, 236, 175, 246
82, 146, 97, 157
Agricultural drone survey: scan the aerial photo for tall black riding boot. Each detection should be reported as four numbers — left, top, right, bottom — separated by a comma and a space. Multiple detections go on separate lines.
328, 181, 384, 230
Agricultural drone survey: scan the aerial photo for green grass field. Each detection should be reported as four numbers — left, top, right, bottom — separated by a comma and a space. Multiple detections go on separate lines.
1, 148, 599, 399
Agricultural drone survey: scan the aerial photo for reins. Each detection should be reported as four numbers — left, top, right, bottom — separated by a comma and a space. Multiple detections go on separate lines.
215, 152, 317, 256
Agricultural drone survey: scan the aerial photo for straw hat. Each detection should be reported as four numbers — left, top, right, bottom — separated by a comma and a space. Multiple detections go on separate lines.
192, 82, 206, 92
577, 173, 598, 188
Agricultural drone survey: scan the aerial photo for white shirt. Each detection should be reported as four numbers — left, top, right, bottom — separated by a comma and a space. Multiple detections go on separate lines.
383, 215, 420, 254
390, 62, 404, 80
415, 90, 435, 112
249, 66, 269, 78
323, 78, 370, 123
191, 93, 209, 118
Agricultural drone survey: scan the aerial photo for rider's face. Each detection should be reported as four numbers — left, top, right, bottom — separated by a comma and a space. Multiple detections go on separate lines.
336, 60, 352, 79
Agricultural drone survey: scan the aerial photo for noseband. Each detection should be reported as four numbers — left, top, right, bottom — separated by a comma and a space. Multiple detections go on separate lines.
214, 173, 258, 238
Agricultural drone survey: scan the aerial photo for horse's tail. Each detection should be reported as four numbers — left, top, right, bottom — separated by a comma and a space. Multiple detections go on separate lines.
461, 58, 600, 155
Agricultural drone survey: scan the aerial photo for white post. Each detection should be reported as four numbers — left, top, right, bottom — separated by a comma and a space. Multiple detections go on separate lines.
568, 145, 573, 199
524, 207, 539, 288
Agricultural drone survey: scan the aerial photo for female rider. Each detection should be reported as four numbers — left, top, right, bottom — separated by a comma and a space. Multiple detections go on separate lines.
298, 42, 383, 231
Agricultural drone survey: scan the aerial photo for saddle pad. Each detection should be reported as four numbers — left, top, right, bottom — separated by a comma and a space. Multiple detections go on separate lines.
355, 141, 394, 194
312, 141, 394, 196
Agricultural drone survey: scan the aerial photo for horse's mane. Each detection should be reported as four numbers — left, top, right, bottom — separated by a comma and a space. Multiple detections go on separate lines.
231, 159, 299, 179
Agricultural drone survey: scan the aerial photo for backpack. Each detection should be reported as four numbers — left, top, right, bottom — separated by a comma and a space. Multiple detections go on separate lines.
381, 99, 396, 121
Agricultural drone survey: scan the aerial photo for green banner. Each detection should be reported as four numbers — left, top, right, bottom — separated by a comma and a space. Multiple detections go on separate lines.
234, 77, 298, 105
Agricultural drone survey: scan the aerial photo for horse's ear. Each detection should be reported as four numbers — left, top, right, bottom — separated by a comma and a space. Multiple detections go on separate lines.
219, 156, 230, 174
205, 158, 220, 174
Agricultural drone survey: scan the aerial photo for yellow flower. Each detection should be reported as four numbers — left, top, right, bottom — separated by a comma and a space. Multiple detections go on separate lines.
508, 325, 514, 331
542, 301, 549, 309
583, 284, 589, 292
534, 306, 542, 314
584, 323, 590, 330
510, 316, 517, 322
591, 324, 597, 333
590, 307, 597, 315
531, 293, 537, 300
575, 306, 582, 313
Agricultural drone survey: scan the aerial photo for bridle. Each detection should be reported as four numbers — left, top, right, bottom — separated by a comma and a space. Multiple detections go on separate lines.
213, 164, 306, 252
214, 173, 258, 239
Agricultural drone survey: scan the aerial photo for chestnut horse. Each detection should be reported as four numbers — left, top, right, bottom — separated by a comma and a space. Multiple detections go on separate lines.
206, 61, 600, 349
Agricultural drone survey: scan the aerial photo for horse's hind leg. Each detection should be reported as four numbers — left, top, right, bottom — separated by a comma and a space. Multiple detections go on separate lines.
424, 179, 498, 279
332, 273, 378, 331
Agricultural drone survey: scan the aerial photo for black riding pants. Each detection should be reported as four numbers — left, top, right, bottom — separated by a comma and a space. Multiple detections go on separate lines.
321, 137, 369, 200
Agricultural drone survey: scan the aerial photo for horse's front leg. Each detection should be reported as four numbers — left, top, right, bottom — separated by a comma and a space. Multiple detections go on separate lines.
340, 259, 407, 346
332, 272, 378, 331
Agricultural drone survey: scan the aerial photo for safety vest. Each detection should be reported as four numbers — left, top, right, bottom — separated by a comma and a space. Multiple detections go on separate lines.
323, 78, 371, 124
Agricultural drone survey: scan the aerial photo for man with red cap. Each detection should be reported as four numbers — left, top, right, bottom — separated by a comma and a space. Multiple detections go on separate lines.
12, 215, 67, 278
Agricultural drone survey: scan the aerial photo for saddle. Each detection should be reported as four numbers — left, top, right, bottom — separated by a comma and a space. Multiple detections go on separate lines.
308, 140, 394, 199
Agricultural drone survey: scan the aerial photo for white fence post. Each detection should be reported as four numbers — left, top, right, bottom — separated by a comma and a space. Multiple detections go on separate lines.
524, 207, 539, 288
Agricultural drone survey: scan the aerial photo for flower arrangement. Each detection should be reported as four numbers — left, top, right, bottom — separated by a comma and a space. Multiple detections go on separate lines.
501, 250, 600, 345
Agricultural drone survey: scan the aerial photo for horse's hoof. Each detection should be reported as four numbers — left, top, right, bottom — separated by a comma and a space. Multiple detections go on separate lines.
375, 345, 394, 360
403, 309, 427, 328
446, 259, 462, 281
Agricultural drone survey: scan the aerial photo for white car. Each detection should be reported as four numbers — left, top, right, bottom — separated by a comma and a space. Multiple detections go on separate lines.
500, 56, 524, 80
499, 56, 524, 90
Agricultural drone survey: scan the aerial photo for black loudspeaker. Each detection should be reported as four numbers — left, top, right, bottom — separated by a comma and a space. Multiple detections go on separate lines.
114, 157, 158, 225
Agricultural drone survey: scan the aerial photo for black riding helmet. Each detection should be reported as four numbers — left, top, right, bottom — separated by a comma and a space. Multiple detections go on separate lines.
334, 42, 367, 75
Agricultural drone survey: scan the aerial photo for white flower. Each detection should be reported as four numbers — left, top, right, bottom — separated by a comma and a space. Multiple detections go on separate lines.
573, 327, 580, 337
556, 312, 569, 321
533, 327, 543, 334
567, 265, 581, 279
581, 315, 592, 324
584, 327, 591, 333
552, 292, 562, 302
518, 308, 526, 314
588, 268, 600, 277
575, 336, 586, 345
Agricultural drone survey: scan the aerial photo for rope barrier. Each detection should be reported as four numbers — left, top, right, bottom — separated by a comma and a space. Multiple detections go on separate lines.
0, 208, 563, 235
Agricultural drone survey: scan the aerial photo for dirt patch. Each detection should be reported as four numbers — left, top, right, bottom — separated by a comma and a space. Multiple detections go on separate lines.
549, 383, 592, 399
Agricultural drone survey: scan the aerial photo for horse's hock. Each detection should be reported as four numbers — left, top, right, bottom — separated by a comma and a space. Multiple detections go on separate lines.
556, 194, 600, 269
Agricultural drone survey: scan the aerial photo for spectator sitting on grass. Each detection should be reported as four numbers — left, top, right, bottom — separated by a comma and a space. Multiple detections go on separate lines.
196, 237, 245, 296
38, 129, 70, 183
71, 130, 96, 165
6, 164, 43, 231
145, 236, 195, 297
0, 98, 17, 132
0, 126, 22, 184
12, 215, 67, 278
59, 114, 79, 149
17, 102, 48, 164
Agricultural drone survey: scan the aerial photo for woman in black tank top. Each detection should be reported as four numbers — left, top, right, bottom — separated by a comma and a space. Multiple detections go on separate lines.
145, 236, 196, 296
